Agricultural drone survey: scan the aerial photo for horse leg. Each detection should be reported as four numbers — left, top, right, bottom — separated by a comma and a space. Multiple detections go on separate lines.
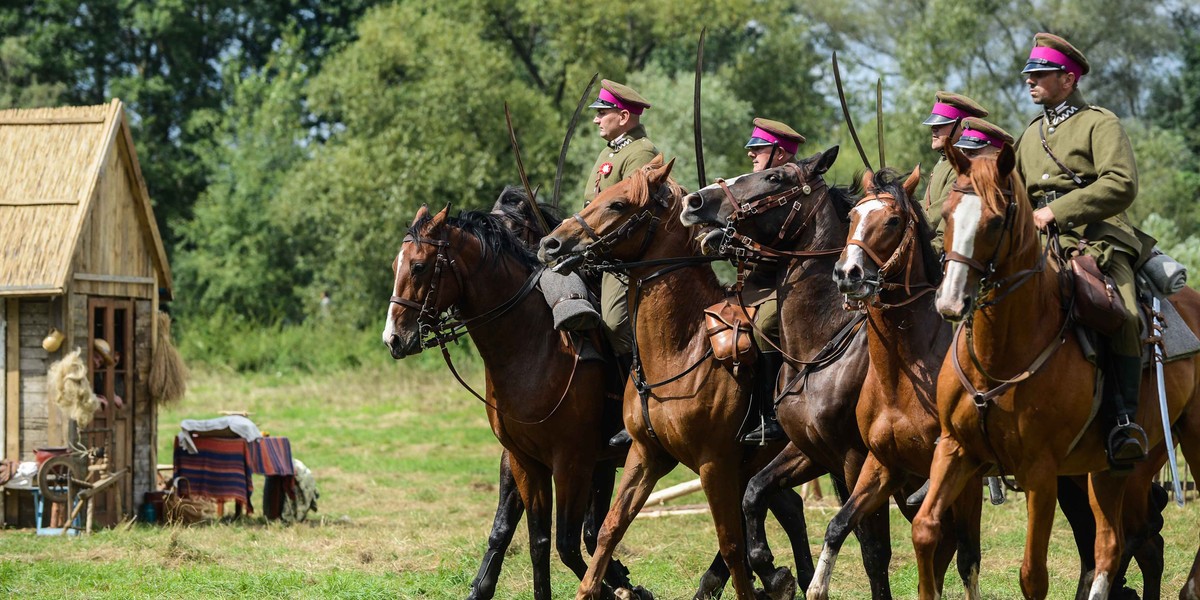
1016, 464, 1062, 600
587, 460, 638, 592
510, 456, 554, 600
950, 473, 983, 600
809, 452, 897, 600
1059, 476, 1099, 600
740, 442, 820, 599
1086, 470, 1129, 599
820, 461, 894, 600
764, 485, 813, 600
576, 443, 676, 600
912, 436, 986, 600
1117, 458, 1169, 600
698, 458, 757, 600
695, 554, 731, 600
468, 451, 525, 600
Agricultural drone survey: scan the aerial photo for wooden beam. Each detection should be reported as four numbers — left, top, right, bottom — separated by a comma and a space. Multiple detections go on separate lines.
73, 274, 155, 285
0, 116, 106, 125
6, 299, 20, 460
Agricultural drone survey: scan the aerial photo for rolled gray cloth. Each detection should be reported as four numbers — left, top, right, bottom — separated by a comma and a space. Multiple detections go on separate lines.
1141, 251, 1188, 296
540, 269, 601, 331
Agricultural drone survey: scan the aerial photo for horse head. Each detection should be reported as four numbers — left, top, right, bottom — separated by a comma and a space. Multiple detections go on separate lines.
489, 186, 563, 248
934, 143, 1030, 320
539, 155, 680, 268
833, 167, 927, 300
679, 147, 843, 255
383, 205, 471, 358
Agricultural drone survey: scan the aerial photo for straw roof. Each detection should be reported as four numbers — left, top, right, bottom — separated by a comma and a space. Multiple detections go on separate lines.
0, 100, 172, 298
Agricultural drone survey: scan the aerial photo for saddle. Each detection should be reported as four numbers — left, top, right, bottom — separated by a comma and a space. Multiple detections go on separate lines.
704, 299, 758, 374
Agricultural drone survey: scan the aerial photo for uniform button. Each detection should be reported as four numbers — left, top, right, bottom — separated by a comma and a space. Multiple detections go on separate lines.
1041, 173, 1050, 180
1067, 221, 1075, 227
1048, 127, 1055, 133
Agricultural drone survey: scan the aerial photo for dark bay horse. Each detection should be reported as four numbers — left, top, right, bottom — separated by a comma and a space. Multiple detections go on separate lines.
539, 156, 811, 600
383, 205, 636, 599
680, 148, 902, 599
915, 145, 1200, 599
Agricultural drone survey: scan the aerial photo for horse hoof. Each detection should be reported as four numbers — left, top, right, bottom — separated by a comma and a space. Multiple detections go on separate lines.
693, 572, 725, 599
615, 587, 654, 600
762, 567, 797, 600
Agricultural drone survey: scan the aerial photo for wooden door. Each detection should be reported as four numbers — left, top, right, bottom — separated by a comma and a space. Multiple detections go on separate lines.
86, 298, 135, 525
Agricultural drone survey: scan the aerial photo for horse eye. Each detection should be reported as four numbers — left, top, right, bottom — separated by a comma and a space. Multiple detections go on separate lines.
609, 201, 627, 211
411, 263, 427, 275
767, 173, 781, 183
886, 215, 902, 227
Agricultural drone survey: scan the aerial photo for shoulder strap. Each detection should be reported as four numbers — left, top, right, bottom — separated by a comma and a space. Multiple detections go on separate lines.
1038, 120, 1084, 186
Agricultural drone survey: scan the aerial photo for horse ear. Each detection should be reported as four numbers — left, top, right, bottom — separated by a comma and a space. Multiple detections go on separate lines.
412, 204, 431, 226
860, 170, 874, 193
430, 204, 451, 229
997, 143, 1016, 179
903, 164, 921, 198
648, 155, 675, 183
815, 146, 839, 175
946, 143, 971, 176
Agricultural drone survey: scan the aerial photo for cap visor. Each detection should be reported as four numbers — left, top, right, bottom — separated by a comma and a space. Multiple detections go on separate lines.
1022, 61, 1063, 74
922, 114, 954, 126
953, 138, 989, 150
744, 136, 773, 149
588, 99, 617, 110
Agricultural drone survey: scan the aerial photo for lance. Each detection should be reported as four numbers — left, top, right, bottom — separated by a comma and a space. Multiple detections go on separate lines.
694, 27, 707, 190
876, 78, 886, 169
504, 102, 551, 236
552, 73, 600, 211
832, 52, 873, 172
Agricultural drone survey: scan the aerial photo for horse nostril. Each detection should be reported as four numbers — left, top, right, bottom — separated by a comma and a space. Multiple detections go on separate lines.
542, 237, 560, 252
685, 193, 702, 210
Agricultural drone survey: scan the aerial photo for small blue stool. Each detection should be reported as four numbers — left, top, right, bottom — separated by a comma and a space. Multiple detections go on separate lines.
33, 488, 82, 536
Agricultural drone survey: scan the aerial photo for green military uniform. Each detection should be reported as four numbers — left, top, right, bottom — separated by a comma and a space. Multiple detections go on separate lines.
919, 91, 989, 254
1014, 88, 1142, 354
585, 81, 659, 355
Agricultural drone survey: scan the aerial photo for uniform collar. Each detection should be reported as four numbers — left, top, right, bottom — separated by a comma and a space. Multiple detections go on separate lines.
607, 124, 647, 150
1043, 90, 1088, 127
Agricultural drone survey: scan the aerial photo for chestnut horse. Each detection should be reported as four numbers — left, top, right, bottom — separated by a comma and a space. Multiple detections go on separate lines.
915, 144, 1200, 599
680, 147, 902, 599
383, 205, 638, 599
539, 156, 810, 600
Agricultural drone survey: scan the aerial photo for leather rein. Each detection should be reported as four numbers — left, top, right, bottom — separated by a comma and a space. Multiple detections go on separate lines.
843, 189, 936, 310
388, 228, 580, 425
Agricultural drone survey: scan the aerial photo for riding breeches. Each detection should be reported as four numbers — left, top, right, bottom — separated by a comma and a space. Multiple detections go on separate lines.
752, 295, 780, 348
1104, 252, 1141, 357
601, 272, 632, 355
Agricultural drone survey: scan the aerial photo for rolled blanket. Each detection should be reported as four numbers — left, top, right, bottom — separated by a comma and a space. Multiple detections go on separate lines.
1141, 251, 1188, 296
540, 270, 601, 331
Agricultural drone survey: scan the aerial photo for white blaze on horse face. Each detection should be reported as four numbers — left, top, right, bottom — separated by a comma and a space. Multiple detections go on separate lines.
382, 248, 405, 344
842, 199, 885, 269
938, 194, 983, 312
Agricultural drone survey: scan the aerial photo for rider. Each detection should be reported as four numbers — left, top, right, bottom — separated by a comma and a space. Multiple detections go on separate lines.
920, 91, 989, 254
951, 118, 1014, 159
584, 79, 661, 448
1013, 32, 1148, 469
738, 118, 805, 444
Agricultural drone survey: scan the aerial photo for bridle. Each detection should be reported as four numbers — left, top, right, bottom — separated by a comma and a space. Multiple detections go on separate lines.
843, 188, 933, 310
567, 181, 673, 265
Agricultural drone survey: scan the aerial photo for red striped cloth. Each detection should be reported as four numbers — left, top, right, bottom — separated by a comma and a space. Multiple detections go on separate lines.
173, 437, 253, 512
245, 437, 294, 476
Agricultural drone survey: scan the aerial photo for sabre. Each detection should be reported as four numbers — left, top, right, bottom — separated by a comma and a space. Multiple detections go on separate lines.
504, 102, 551, 236
552, 73, 600, 211
693, 27, 707, 190
876, 78, 886, 169
1153, 295, 1185, 506
832, 52, 873, 172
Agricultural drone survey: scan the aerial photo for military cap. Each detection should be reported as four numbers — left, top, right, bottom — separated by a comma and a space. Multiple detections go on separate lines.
921, 91, 989, 126
744, 118, 805, 154
587, 79, 652, 115
953, 118, 1015, 150
1022, 32, 1090, 79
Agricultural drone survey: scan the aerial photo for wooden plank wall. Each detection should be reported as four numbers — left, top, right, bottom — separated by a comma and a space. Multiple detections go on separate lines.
5, 299, 18, 461
72, 141, 155, 300
18, 299, 52, 458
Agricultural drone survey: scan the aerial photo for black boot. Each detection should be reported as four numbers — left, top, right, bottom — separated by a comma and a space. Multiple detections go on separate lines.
1105, 353, 1148, 471
740, 352, 787, 445
608, 353, 635, 449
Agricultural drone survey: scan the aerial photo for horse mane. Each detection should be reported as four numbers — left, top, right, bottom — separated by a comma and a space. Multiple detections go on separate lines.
869, 169, 943, 286
829, 177, 862, 223
414, 209, 541, 270
493, 185, 565, 229
966, 158, 1037, 257
624, 166, 699, 252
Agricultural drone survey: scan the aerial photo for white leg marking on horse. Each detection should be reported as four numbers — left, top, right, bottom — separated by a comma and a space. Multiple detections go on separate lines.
382, 249, 405, 344
807, 545, 838, 600
965, 564, 980, 600
1185, 578, 1200, 600
937, 194, 982, 313
1087, 571, 1110, 600
843, 199, 885, 268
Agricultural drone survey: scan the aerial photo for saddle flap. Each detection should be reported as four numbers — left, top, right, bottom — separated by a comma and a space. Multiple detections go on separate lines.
703, 300, 759, 368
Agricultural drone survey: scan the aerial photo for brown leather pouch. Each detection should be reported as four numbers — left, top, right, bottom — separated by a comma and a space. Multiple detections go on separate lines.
704, 300, 759, 370
1070, 252, 1125, 336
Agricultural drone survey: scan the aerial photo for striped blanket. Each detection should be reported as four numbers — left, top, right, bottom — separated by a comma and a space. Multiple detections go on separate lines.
173, 437, 253, 512
245, 437, 294, 476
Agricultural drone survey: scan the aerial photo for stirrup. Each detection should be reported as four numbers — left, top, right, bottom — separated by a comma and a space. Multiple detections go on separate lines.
738, 419, 786, 445
608, 428, 632, 448
1107, 417, 1149, 467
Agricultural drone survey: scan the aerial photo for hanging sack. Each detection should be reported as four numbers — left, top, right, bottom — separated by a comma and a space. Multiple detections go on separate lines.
704, 300, 759, 371
1070, 247, 1125, 336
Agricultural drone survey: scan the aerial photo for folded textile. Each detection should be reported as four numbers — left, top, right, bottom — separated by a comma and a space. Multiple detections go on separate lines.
245, 437, 294, 476
177, 415, 263, 454
173, 437, 253, 512
1141, 252, 1188, 296
540, 270, 600, 331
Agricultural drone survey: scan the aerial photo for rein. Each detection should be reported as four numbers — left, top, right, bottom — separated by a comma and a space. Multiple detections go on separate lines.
843, 189, 938, 311
388, 228, 580, 425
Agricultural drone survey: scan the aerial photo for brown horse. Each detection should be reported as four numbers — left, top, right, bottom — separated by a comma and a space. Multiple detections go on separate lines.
679, 148, 901, 599
539, 156, 809, 600
914, 144, 1200, 599
383, 205, 637, 599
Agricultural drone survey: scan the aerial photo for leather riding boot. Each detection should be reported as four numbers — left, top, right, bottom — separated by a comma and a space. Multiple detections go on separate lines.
740, 352, 787, 445
1106, 352, 1148, 469
608, 353, 635, 448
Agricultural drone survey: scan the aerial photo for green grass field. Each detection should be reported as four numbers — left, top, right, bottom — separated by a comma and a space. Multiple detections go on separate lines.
2, 360, 1199, 599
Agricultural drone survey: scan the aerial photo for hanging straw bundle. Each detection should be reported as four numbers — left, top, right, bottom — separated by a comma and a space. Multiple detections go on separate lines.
149, 311, 189, 405
47, 348, 100, 427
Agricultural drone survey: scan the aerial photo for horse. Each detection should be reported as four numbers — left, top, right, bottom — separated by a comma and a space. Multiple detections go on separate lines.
679, 147, 903, 599
383, 204, 639, 599
538, 156, 812, 600
912, 143, 1200, 599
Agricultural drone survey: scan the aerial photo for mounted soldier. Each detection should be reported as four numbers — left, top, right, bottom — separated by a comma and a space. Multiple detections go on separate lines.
1013, 32, 1148, 469
952, 118, 1014, 160
585, 79, 661, 448
920, 91, 989, 254
737, 118, 806, 444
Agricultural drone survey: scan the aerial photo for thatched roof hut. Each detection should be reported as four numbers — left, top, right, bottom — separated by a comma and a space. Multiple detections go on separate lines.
1, 100, 173, 528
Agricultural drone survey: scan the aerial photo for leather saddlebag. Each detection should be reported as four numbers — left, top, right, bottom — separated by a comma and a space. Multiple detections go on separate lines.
1070, 253, 1125, 336
704, 300, 759, 370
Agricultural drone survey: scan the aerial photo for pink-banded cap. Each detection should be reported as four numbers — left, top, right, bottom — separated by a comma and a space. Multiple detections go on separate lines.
588, 79, 651, 115
744, 118, 805, 154
953, 118, 1014, 151
1022, 33, 1090, 79
921, 91, 988, 127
